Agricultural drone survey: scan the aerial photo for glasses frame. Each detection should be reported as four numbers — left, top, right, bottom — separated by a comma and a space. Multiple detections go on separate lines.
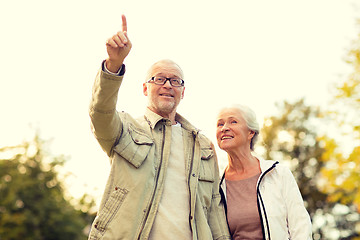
147, 76, 185, 87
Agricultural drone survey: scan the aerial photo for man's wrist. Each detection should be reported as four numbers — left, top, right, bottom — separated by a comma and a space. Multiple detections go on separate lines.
105, 59, 123, 74
103, 60, 125, 76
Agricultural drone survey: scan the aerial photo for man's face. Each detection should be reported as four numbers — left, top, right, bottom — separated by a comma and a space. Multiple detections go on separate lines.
143, 61, 185, 118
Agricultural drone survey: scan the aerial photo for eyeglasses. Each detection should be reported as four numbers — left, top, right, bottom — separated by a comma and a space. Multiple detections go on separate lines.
147, 76, 185, 87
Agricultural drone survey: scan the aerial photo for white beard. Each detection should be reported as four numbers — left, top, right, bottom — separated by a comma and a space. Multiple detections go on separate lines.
148, 98, 177, 116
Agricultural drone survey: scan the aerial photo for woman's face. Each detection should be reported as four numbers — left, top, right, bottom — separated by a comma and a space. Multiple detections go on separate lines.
216, 108, 253, 152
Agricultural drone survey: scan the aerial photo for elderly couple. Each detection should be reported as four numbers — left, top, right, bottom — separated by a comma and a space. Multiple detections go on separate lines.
87, 15, 312, 240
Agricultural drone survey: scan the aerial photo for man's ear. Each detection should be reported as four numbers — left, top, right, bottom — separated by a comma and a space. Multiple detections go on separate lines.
143, 83, 148, 96
181, 87, 185, 99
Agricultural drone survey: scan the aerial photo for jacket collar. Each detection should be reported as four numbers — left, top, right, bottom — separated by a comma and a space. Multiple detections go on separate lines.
144, 107, 167, 129
220, 155, 278, 185
144, 108, 200, 134
257, 156, 278, 173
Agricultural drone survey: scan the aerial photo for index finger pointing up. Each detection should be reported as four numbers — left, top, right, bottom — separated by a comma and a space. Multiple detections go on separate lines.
122, 14, 127, 32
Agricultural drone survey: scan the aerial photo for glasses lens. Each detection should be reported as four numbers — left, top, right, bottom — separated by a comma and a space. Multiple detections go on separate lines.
153, 77, 165, 84
170, 79, 182, 86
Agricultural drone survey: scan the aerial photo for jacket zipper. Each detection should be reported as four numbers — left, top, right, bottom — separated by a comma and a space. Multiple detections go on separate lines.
137, 123, 166, 239
256, 161, 278, 240
187, 131, 197, 233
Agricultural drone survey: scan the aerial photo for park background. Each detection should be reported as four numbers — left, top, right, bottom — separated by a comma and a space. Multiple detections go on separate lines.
1, 0, 360, 239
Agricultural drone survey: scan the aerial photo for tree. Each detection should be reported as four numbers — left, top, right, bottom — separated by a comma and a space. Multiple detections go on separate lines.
319, 20, 360, 211
315, 19, 360, 240
259, 99, 359, 240
0, 135, 95, 240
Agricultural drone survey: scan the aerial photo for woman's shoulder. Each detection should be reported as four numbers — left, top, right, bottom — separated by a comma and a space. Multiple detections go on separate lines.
258, 157, 293, 177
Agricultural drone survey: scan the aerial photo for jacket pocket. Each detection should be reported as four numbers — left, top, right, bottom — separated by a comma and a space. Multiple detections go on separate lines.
197, 147, 215, 212
91, 187, 129, 236
113, 125, 154, 168
198, 148, 215, 183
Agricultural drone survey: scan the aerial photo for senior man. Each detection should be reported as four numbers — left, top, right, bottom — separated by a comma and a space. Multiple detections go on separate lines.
88, 15, 230, 240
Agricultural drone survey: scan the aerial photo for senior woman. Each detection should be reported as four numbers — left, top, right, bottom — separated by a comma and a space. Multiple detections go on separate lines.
216, 104, 312, 240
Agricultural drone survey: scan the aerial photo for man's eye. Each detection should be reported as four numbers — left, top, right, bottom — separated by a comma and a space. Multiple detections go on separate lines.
171, 79, 180, 83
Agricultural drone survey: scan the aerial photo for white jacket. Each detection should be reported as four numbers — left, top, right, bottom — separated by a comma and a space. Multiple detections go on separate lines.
220, 157, 312, 240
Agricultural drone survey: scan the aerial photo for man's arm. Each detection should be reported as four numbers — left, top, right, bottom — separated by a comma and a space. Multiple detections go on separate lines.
105, 14, 132, 73
89, 15, 132, 156
208, 145, 231, 240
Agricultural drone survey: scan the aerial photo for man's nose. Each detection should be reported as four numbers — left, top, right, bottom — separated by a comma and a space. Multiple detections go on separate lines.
162, 79, 173, 88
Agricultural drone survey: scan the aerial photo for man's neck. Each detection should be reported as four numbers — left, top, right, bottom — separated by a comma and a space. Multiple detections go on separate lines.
148, 107, 177, 125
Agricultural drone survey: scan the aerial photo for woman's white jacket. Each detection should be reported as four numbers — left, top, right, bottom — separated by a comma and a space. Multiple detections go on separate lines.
220, 157, 312, 240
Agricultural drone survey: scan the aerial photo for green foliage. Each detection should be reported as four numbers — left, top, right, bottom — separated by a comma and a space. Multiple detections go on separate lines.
0, 135, 95, 240
319, 19, 360, 217
259, 99, 359, 239
261, 99, 326, 209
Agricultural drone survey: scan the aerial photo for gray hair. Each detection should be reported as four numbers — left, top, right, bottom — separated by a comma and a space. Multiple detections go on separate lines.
221, 104, 260, 150
145, 59, 184, 81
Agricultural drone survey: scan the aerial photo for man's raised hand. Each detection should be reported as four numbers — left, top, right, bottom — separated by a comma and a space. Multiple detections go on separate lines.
105, 14, 132, 73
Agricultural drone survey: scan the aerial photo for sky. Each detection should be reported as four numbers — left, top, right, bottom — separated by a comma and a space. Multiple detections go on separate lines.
1, 0, 359, 203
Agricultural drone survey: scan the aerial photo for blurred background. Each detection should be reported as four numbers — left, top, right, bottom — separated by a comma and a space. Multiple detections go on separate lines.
1, 0, 360, 239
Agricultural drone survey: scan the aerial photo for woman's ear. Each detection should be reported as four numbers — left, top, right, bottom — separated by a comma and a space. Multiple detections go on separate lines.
248, 130, 255, 139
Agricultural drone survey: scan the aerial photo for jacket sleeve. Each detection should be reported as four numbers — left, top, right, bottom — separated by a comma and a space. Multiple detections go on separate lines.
89, 66, 124, 157
208, 145, 231, 240
283, 168, 313, 240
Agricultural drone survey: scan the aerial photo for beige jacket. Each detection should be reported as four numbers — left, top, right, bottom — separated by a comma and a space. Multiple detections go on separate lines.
88, 68, 230, 240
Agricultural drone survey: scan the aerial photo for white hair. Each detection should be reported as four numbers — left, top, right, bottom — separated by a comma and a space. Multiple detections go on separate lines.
145, 59, 184, 81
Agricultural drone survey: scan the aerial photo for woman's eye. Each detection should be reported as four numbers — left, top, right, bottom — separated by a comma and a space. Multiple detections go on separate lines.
231, 121, 237, 124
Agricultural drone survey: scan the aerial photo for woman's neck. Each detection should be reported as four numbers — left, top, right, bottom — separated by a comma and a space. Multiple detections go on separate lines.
225, 149, 261, 180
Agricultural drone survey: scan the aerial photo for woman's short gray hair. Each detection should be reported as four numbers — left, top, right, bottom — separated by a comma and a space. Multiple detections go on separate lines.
221, 104, 260, 150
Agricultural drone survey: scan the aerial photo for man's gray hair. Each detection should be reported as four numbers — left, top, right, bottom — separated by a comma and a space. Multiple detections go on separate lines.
145, 59, 184, 81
